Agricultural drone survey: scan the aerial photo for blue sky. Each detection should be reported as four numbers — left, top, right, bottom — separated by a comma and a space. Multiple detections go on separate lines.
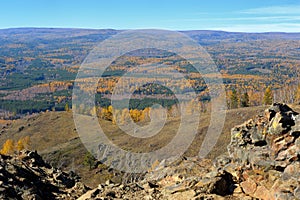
1, 0, 300, 32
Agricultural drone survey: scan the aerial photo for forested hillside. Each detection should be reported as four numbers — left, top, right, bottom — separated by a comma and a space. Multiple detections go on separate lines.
1, 28, 300, 119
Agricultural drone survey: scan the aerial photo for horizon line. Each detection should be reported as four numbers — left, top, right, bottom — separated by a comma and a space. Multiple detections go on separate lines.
1, 26, 300, 34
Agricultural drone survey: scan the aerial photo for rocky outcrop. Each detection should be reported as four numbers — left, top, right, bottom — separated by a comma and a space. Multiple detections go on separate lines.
79, 103, 300, 200
0, 150, 89, 199
226, 103, 300, 199
78, 157, 233, 200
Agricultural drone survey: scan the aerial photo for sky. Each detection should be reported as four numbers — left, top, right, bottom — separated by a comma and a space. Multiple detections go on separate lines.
1, 0, 300, 32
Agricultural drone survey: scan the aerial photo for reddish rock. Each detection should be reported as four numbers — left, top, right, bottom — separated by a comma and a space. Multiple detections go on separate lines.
254, 185, 273, 200
240, 178, 257, 195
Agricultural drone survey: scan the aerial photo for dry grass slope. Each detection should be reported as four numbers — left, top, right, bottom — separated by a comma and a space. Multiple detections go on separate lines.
2, 104, 300, 187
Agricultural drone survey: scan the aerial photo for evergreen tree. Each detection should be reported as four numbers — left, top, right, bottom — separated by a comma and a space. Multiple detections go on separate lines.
230, 89, 239, 109
240, 92, 250, 107
83, 151, 96, 170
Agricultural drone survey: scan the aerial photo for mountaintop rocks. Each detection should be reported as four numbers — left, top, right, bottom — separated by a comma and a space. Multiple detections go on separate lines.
226, 103, 300, 199
0, 150, 89, 199
1, 103, 299, 199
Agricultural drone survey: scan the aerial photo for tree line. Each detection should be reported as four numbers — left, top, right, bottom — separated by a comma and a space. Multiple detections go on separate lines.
227, 84, 300, 109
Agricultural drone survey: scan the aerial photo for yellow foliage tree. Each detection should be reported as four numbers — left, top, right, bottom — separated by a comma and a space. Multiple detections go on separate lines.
107, 105, 113, 120
1, 139, 15, 155
120, 108, 130, 125
100, 105, 114, 121
263, 86, 273, 105
16, 139, 24, 151
100, 107, 107, 119
16, 136, 30, 151
294, 84, 300, 103
130, 109, 141, 122
142, 107, 150, 122
90, 106, 97, 116
64, 103, 70, 112
112, 109, 120, 125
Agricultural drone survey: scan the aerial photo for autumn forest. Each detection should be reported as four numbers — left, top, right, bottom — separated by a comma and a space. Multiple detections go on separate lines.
1, 28, 300, 121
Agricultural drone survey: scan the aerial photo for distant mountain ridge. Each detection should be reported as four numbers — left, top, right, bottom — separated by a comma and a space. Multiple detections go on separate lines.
2, 27, 300, 40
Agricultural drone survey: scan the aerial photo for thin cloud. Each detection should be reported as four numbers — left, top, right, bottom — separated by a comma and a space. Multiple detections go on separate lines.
240, 5, 300, 15
161, 5, 300, 32
163, 16, 300, 22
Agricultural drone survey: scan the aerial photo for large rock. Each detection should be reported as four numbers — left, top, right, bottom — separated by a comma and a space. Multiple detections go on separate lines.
0, 150, 89, 200
266, 103, 298, 135
240, 178, 257, 195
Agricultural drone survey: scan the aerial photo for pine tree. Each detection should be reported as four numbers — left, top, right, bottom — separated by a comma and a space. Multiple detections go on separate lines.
240, 92, 250, 107
83, 151, 96, 170
263, 86, 273, 105
230, 89, 239, 109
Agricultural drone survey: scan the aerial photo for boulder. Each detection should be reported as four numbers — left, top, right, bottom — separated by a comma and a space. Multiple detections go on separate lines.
266, 103, 298, 135
240, 178, 257, 196
0, 150, 88, 199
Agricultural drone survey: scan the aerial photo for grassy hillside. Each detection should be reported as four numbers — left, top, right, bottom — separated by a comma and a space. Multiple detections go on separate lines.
2, 104, 296, 187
